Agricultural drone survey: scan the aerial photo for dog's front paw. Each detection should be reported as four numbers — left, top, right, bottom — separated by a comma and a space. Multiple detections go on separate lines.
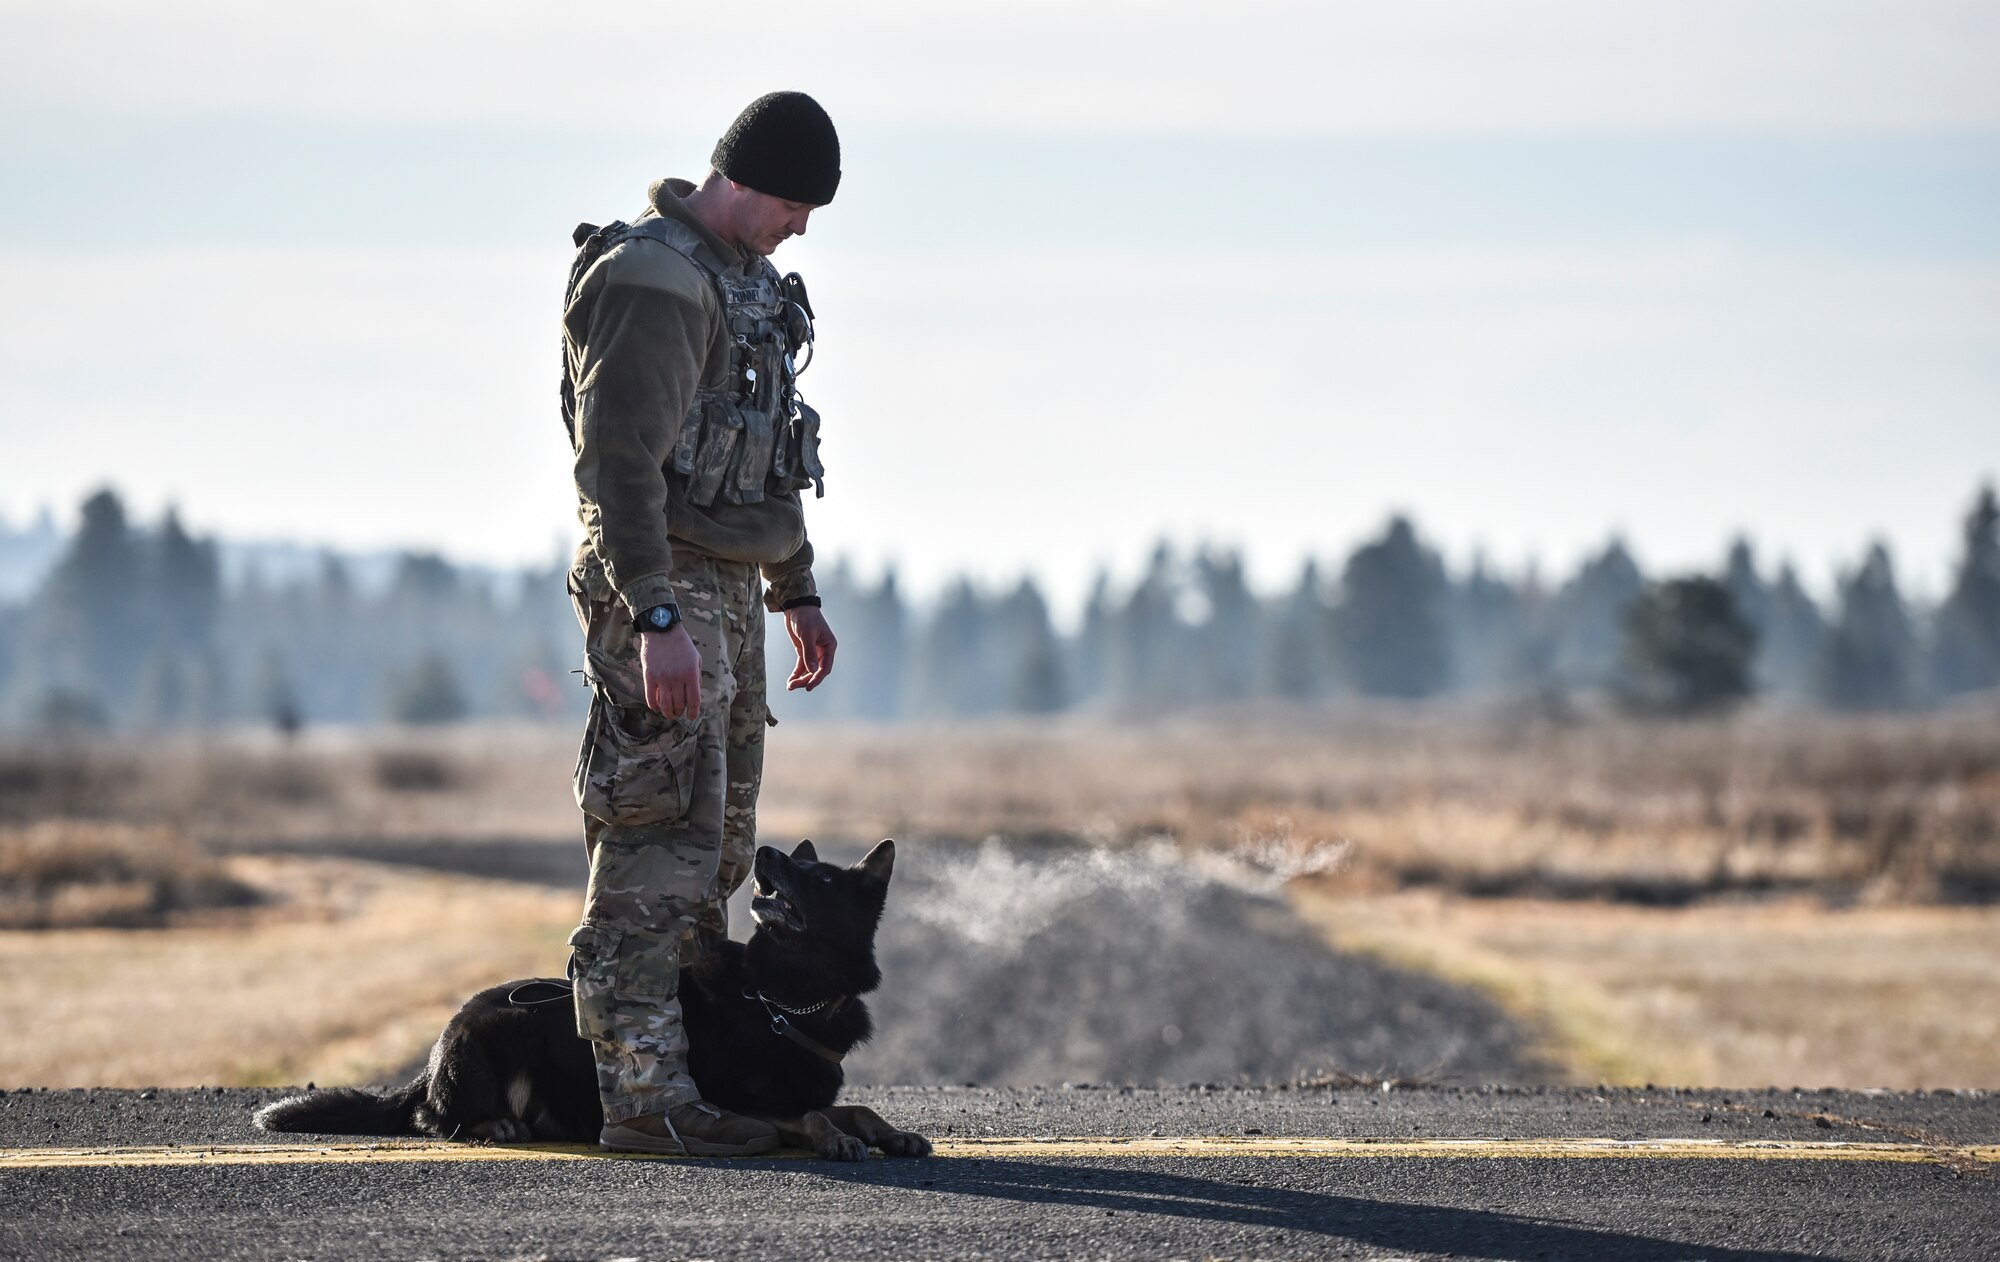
467, 1118, 532, 1144
818, 1134, 869, 1162
878, 1130, 932, 1158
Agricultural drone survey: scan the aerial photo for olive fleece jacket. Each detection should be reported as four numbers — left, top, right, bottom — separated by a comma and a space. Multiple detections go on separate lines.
566, 177, 818, 620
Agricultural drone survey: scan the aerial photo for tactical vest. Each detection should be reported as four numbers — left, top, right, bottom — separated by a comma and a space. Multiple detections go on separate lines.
562, 216, 825, 507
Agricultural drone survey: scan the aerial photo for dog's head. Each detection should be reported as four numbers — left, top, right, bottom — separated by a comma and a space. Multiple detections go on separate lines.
747, 838, 895, 992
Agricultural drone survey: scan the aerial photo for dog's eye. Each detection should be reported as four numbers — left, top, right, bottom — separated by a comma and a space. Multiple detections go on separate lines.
819, 872, 834, 884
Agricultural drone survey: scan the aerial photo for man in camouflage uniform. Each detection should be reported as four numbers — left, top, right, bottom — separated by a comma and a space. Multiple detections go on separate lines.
562, 92, 841, 1157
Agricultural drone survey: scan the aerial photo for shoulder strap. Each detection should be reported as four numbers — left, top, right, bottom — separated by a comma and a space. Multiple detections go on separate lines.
612, 217, 732, 286
609, 217, 738, 334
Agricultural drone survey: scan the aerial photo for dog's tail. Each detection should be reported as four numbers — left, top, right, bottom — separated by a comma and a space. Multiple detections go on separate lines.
253, 1076, 427, 1136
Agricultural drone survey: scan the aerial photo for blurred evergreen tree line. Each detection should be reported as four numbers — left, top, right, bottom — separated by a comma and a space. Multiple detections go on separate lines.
0, 483, 1995, 731
0, 490, 582, 731
770, 482, 2000, 723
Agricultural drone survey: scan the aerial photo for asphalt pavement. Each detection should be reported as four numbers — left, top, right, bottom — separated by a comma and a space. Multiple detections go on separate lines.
3, 1085, 1994, 1261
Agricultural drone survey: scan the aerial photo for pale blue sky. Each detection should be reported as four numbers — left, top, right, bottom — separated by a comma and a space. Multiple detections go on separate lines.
2, 1, 1996, 611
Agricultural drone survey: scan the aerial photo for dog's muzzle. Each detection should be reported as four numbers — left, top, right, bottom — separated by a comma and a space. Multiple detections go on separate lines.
750, 860, 806, 932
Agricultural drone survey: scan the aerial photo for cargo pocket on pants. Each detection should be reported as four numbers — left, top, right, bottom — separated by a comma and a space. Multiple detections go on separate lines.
569, 922, 683, 1043
568, 922, 623, 1042
572, 689, 699, 828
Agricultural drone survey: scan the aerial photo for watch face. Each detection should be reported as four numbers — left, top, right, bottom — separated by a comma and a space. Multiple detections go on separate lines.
649, 607, 673, 628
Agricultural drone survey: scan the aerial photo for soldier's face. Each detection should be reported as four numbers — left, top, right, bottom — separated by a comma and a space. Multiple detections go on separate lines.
735, 185, 817, 257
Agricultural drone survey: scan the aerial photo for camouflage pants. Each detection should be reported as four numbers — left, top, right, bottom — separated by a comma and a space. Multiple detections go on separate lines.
567, 551, 768, 1123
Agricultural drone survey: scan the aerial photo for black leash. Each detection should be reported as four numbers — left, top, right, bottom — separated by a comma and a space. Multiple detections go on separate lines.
507, 977, 846, 1064
508, 980, 575, 1007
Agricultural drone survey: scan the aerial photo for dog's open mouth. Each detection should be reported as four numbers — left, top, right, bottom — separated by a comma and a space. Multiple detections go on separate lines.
749, 877, 806, 933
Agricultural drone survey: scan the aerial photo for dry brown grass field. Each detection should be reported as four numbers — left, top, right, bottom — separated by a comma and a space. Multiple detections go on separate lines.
0, 839, 576, 1088
1289, 886, 2000, 1091
758, 706, 2000, 906
1, 704, 1996, 1089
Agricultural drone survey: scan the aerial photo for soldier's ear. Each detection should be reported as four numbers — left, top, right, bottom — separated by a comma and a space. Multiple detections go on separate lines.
790, 839, 818, 863
855, 839, 895, 884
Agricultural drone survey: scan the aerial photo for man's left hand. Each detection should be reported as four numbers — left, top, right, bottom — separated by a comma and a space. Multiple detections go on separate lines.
785, 606, 837, 691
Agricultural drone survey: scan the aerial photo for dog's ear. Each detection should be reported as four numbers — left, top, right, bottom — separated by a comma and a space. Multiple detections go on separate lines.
855, 839, 895, 884
790, 839, 818, 863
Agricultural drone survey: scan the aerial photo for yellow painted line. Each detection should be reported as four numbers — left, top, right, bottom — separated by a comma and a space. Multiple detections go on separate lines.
1, 1137, 1995, 1169
967, 1137, 2000, 1164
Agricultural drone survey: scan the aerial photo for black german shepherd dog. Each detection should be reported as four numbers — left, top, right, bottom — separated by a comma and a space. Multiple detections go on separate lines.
255, 839, 930, 1161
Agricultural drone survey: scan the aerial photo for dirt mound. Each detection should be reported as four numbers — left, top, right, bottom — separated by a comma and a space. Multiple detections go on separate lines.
736, 838, 1549, 1087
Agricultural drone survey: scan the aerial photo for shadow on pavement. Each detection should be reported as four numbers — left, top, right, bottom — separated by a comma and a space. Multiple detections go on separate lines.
785, 1155, 1826, 1262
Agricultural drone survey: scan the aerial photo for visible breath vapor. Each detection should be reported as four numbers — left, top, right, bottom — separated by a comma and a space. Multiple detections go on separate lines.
907, 834, 1352, 956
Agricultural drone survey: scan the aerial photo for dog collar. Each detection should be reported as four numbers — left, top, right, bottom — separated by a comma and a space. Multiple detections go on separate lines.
750, 990, 849, 1064
751, 989, 848, 1018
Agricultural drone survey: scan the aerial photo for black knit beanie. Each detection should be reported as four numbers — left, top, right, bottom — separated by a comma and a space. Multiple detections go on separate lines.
711, 91, 841, 206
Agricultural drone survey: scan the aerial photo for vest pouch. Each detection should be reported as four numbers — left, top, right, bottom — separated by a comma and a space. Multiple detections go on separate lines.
775, 399, 827, 498
783, 301, 811, 356
686, 398, 743, 506
744, 330, 783, 416
771, 415, 795, 484
726, 401, 779, 505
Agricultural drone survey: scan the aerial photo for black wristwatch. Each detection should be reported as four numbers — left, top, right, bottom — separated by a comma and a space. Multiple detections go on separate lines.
637, 604, 682, 634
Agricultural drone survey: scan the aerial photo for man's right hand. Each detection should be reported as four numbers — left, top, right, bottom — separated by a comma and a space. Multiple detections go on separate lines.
639, 624, 702, 720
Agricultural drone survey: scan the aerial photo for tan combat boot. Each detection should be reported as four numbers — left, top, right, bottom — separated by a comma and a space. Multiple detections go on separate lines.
600, 1100, 780, 1157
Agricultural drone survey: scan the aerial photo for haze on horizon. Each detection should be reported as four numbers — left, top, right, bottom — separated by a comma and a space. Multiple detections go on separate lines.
2, 0, 1996, 611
